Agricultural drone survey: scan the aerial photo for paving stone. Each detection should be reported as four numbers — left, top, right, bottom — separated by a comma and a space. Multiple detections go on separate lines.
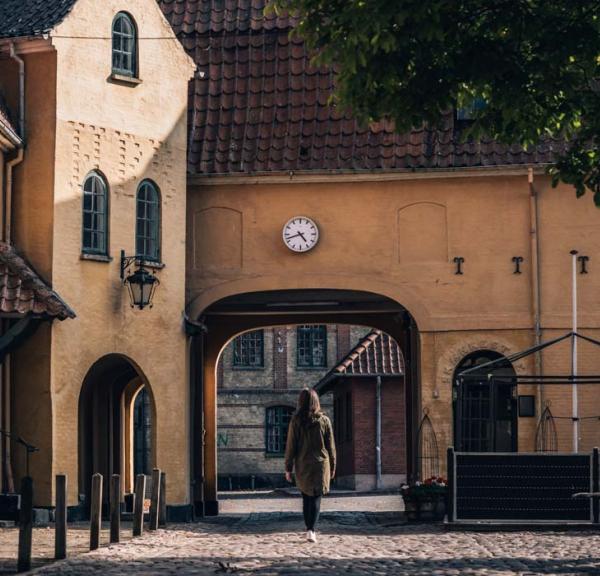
1, 496, 600, 574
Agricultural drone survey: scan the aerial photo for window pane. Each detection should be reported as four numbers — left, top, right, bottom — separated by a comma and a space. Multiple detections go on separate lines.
112, 14, 136, 76
233, 330, 264, 367
266, 406, 294, 454
297, 325, 327, 367
82, 173, 108, 254
136, 182, 160, 261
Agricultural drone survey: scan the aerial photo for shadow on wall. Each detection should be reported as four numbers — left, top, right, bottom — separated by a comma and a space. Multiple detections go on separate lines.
10, 107, 188, 507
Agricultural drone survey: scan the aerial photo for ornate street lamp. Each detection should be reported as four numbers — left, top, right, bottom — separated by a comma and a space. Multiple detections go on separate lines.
120, 250, 160, 310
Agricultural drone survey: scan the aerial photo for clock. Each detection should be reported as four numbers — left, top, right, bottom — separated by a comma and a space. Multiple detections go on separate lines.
282, 216, 319, 253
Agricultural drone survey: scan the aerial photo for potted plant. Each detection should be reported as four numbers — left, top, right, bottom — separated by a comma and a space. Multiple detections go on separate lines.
401, 476, 447, 521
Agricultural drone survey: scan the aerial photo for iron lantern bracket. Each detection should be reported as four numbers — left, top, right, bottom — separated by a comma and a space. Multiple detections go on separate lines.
120, 250, 138, 282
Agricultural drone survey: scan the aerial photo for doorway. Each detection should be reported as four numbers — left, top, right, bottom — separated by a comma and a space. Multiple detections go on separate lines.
78, 354, 155, 511
453, 350, 517, 452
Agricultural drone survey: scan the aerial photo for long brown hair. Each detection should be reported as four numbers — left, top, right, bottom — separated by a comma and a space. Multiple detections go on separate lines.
296, 388, 321, 423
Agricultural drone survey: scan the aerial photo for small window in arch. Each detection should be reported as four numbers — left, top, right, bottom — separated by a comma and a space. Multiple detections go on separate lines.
136, 180, 160, 262
233, 330, 264, 368
266, 406, 294, 455
82, 171, 109, 255
112, 12, 137, 77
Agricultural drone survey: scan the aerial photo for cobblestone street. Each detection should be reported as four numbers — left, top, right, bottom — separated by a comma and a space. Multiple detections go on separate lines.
1, 494, 600, 575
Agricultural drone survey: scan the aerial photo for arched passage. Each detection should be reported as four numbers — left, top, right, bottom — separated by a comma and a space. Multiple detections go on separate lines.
190, 289, 420, 516
78, 354, 156, 510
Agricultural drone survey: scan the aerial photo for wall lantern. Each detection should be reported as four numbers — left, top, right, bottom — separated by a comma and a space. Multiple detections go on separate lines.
120, 250, 160, 310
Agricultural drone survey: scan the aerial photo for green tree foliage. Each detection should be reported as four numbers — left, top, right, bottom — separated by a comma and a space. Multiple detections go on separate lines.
268, 1, 600, 202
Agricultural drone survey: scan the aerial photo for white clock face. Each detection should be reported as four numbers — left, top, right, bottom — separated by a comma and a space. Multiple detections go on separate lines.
282, 216, 319, 253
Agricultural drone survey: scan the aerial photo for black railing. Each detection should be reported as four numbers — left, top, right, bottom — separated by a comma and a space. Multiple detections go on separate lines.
447, 447, 598, 523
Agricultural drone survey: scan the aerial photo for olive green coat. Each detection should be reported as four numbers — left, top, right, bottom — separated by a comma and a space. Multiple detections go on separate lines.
284, 411, 336, 496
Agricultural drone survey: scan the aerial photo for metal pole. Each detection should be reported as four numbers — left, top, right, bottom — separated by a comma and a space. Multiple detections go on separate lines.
376, 376, 382, 490
571, 249, 579, 453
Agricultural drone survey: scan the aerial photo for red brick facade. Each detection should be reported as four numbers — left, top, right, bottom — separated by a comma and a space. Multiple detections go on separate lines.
333, 377, 406, 488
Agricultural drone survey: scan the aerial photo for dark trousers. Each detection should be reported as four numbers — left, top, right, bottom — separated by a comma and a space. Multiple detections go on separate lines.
302, 492, 322, 531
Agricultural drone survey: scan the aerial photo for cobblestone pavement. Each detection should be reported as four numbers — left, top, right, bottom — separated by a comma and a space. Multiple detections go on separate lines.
1, 494, 599, 575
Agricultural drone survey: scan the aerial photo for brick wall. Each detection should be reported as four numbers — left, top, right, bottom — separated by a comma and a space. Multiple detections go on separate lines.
217, 324, 344, 485
332, 376, 406, 484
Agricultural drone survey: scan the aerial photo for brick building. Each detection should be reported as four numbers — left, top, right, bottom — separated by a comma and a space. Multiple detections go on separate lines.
216, 325, 369, 489
316, 330, 405, 491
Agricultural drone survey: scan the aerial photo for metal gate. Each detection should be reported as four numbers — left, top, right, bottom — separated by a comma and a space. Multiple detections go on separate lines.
447, 448, 599, 523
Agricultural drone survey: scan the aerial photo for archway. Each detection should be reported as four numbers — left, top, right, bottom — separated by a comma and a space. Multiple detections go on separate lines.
453, 350, 518, 452
78, 354, 156, 510
190, 289, 420, 516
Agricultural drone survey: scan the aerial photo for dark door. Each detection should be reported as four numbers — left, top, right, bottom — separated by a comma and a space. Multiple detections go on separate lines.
454, 351, 517, 452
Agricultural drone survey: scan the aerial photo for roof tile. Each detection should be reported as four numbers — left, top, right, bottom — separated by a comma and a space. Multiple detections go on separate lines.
0, 243, 75, 320
160, 1, 562, 175
0, 0, 79, 38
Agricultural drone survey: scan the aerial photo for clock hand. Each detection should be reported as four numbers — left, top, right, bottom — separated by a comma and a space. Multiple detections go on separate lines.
285, 233, 302, 240
297, 231, 307, 242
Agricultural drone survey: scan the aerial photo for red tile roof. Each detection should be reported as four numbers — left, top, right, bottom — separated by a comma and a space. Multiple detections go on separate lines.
0, 243, 75, 320
315, 330, 403, 393
159, 0, 564, 175
0, 0, 79, 39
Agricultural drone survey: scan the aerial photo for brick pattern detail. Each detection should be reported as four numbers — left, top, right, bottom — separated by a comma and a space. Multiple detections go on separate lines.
272, 328, 287, 389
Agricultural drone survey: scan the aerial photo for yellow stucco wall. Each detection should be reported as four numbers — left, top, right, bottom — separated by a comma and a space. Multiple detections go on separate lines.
188, 172, 600, 489
36, 0, 195, 506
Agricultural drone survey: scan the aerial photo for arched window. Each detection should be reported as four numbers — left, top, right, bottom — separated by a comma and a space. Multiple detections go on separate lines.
453, 350, 517, 453
133, 387, 152, 476
266, 406, 294, 455
136, 180, 160, 261
82, 171, 109, 255
112, 12, 137, 77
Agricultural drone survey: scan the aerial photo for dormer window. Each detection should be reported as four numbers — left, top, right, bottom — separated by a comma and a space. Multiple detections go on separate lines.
112, 12, 137, 77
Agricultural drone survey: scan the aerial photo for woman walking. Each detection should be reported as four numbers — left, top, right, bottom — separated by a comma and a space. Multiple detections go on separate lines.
285, 388, 336, 543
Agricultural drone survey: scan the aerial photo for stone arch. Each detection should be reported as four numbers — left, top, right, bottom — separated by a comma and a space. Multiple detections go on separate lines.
436, 336, 527, 394
436, 337, 525, 452
197, 290, 418, 514
188, 274, 432, 331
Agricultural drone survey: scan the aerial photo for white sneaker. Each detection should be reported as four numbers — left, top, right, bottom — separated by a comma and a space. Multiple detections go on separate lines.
307, 530, 316, 543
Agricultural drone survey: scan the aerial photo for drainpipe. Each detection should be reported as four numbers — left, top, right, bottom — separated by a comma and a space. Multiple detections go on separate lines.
528, 168, 543, 416
5, 43, 25, 243
1, 43, 25, 493
376, 376, 382, 490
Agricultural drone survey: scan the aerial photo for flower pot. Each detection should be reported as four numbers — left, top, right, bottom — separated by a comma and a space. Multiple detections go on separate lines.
402, 492, 447, 522
403, 496, 419, 521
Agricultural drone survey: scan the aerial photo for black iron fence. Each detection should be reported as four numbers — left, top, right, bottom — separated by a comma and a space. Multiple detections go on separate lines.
447, 447, 599, 523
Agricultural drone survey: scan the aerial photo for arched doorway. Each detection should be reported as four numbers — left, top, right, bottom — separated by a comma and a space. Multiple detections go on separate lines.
453, 350, 517, 452
190, 289, 420, 516
78, 354, 156, 510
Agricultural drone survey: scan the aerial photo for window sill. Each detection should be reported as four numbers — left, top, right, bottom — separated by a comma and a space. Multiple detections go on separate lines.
81, 253, 112, 263
135, 259, 165, 270
232, 366, 265, 371
296, 366, 328, 371
264, 453, 285, 459
108, 73, 142, 87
